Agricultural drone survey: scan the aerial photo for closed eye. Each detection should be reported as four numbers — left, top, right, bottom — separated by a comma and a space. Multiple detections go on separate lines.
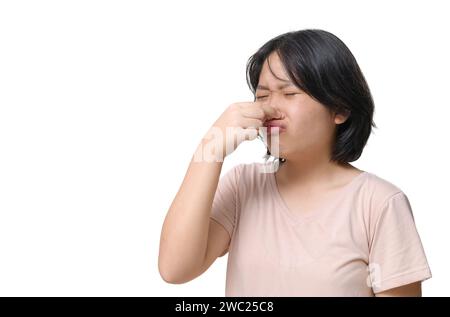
256, 93, 299, 100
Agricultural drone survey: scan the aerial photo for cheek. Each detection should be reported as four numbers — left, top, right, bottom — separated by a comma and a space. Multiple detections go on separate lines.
288, 106, 316, 133
288, 104, 331, 138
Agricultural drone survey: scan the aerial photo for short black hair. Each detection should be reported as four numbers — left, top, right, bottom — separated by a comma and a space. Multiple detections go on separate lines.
246, 29, 377, 163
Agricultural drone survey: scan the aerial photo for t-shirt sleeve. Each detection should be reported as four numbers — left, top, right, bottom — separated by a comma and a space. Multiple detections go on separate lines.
368, 191, 432, 294
210, 164, 243, 240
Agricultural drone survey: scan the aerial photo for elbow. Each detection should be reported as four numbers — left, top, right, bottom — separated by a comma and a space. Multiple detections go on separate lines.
158, 259, 196, 285
159, 268, 186, 285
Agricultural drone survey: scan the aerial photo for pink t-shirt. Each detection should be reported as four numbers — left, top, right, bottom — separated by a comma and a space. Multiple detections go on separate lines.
210, 162, 432, 296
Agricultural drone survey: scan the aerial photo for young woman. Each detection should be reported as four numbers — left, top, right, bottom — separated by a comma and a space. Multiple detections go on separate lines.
158, 29, 432, 296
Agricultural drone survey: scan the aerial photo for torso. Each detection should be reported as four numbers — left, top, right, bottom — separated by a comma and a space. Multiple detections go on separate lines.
275, 165, 364, 216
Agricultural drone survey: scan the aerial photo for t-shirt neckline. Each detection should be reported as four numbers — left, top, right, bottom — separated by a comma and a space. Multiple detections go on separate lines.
268, 169, 369, 225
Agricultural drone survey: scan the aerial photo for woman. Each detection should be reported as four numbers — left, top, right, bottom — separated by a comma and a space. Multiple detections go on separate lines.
158, 29, 432, 296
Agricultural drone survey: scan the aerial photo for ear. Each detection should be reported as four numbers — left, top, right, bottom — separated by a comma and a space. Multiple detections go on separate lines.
334, 110, 350, 125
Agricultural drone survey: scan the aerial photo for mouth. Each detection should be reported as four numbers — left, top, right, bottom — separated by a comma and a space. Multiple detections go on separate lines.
262, 120, 287, 135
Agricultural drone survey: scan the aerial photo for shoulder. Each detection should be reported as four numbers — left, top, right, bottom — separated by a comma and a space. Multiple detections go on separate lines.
360, 171, 411, 220
364, 172, 405, 202
236, 161, 276, 180
222, 161, 274, 189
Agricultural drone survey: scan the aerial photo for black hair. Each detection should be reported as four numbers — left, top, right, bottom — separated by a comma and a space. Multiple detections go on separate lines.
246, 29, 377, 164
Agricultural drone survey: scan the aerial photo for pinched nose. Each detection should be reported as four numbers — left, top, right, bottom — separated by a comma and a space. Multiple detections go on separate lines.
260, 103, 283, 121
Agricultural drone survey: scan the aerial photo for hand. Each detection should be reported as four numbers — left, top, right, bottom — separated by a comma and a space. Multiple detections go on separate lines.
199, 101, 281, 161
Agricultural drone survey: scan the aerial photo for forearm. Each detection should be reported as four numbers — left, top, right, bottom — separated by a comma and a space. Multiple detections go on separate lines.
158, 139, 224, 282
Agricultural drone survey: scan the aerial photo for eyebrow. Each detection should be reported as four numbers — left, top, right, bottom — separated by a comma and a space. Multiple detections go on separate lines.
256, 82, 294, 90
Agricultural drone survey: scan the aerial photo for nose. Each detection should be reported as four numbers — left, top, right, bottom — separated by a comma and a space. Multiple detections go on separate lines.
262, 95, 283, 120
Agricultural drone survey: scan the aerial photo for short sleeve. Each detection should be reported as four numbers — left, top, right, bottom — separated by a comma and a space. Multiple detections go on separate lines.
368, 192, 432, 294
210, 164, 243, 240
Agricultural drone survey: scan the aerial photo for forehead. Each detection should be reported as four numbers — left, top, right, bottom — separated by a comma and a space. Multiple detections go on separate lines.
257, 53, 293, 90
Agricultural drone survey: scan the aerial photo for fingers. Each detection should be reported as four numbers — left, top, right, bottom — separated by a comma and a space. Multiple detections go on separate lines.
239, 101, 281, 121
240, 106, 266, 120
239, 117, 263, 129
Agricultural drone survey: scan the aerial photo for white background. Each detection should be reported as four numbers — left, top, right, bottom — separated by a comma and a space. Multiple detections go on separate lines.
0, 0, 448, 296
